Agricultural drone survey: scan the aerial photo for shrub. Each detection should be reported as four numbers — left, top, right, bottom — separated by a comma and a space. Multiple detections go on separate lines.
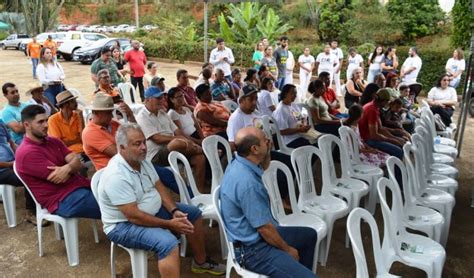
0, 31, 9, 40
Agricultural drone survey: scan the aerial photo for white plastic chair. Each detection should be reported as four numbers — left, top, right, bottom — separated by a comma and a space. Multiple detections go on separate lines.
295, 102, 314, 127
67, 88, 87, 108
262, 161, 327, 273
202, 135, 233, 192
0, 184, 16, 227
168, 151, 227, 259
221, 99, 238, 113
90, 169, 148, 278
212, 186, 268, 278
420, 107, 455, 140
386, 157, 444, 243
377, 178, 446, 278
418, 115, 457, 159
261, 115, 294, 156
13, 162, 99, 266
416, 121, 455, 166
338, 126, 384, 215
347, 208, 400, 278
117, 82, 138, 105
291, 146, 349, 266
420, 110, 456, 147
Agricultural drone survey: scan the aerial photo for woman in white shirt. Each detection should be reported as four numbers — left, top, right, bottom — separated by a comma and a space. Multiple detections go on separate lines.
367, 45, 384, 83
346, 47, 364, 81
144, 61, 162, 89
36, 47, 65, 106
273, 84, 313, 148
167, 87, 204, 144
445, 48, 465, 89
298, 47, 315, 92
427, 74, 458, 126
257, 77, 276, 117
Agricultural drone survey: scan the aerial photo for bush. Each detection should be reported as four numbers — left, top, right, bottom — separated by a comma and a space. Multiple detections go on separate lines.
0, 31, 9, 40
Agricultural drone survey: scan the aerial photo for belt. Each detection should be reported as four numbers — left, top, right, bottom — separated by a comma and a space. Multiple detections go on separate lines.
232, 241, 243, 249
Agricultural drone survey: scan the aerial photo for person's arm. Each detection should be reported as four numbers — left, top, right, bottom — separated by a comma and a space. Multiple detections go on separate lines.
368, 123, 402, 146
280, 125, 310, 135
191, 114, 204, 139
209, 49, 219, 65
0, 161, 13, 168
45, 143, 83, 184
36, 64, 48, 84
346, 80, 362, 97
118, 102, 136, 123
227, 48, 235, 65
196, 110, 227, 127
6, 121, 24, 134
309, 106, 339, 125
8, 139, 17, 153
336, 58, 343, 73
314, 61, 320, 74
257, 223, 299, 260
393, 55, 398, 69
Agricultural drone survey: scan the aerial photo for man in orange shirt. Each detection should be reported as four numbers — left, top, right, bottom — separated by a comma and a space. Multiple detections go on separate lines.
27, 36, 42, 79
43, 35, 57, 60
47, 91, 87, 160
93, 69, 122, 103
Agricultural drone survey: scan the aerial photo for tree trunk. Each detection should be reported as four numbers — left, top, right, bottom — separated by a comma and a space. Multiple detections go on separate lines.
21, 0, 65, 36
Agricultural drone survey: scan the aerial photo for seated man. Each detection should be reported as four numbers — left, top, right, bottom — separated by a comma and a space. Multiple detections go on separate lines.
210, 69, 235, 101
176, 69, 198, 107
94, 69, 122, 104
220, 126, 317, 277
136, 87, 206, 192
15, 105, 100, 219
1, 82, 29, 145
359, 89, 406, 160
97, 123, 225, 277
48, 90, 88, 161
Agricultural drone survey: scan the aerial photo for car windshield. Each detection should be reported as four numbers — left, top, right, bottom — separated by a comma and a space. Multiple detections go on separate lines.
88, 38, 112, 49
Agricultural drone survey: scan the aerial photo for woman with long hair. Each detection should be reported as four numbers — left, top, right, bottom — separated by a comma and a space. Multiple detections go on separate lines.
427, 73, 458, 126
36, 47, 65, 106
257, 77, 276, 117
307, 79, 341, 136
360, 83, 380, 106
445, 48, 465, 89
244, 68, 260, 88
260, 46, 278, 80
144, 61, 161, 89
344, 67, 367, 109
367, 45, 384, 83
252, 41, 265, 69
111, 46, 128, 77
381, 47, 398, 76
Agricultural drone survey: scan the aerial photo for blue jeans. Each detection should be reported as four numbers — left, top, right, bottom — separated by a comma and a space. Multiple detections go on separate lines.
31, 58, 39, 78
106, 203, 201, 260
366, 139, 403, 160
276, 77, 286, 90
44, 84, 65, 106
234, 226, 317, 277
54, 187, 101, 219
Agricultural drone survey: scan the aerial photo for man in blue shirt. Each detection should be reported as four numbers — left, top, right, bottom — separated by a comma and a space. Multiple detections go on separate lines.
220, 126, 317, 277
2, 82, 29, 145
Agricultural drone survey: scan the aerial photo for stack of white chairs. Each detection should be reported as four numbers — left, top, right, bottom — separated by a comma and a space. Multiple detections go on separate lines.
0, 184, 17, 227
168, 151, 227, 259
347, 208, 400, 278
212, 186, 268, 278
117, 82, 145, 114
418, 110, 458, 158
338, 126, 384, 214
14, 162, 99, 267
291, 146, 349, 266
261, 115, 294, 156
377, 177, 446, 278
386, 157, 445, 243
419, 102, 456, 139
262, 161, 328, 273
403, 144, 455, 246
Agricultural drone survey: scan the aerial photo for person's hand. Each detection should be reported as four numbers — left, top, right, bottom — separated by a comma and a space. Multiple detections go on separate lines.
47, 165, 71, 184
172, 209, 188, 219
118, 102, 133, 117
335, 67, 341, 74
286, 246, 300, 261
299, 125, 311, 133
168, 216, 194, 235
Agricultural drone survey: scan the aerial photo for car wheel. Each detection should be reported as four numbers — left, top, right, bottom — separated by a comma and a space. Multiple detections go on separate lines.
80, 61, 89, 65
1, 44, 5, 50
62, 53, 72, 61
17, 43, 21, 50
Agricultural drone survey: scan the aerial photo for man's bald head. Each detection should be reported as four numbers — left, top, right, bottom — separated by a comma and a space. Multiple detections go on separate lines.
235, 127, 264, 157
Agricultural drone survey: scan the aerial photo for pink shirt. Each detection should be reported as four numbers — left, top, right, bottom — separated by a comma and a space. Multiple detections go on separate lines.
124, 49, 147, 78
15, 136, 90, 213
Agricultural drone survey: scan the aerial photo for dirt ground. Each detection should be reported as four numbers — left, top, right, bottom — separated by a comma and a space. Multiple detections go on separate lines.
0, 49, 473, 277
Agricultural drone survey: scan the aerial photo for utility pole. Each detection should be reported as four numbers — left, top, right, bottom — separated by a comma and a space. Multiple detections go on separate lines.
203, 0, 208, 62
134, 0, 139, 28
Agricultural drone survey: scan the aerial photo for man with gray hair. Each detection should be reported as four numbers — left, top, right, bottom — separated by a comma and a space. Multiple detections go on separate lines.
94, 69, 122, 103
97, 123, 225, 277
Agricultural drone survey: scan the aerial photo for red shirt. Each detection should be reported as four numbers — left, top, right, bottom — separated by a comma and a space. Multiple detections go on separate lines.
359, 101, 381, 141
322, 88, 339, 115
15, 136, 91, 213
124, 49, 147, 78
177, 85, 198, 107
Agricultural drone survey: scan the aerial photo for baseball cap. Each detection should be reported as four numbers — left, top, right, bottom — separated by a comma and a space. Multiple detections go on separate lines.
150, 76, 165, 87
144, 86, 164, 99
376, 88, 391, 101
240, 84, 259, 99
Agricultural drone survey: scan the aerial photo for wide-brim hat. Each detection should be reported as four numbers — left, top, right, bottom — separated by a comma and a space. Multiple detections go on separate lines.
25, 83, 44, 96
56, 90, 78, 107
87, 92, 118, 111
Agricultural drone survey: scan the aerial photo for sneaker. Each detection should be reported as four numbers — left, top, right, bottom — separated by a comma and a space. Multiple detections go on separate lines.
191, 257, 226, 276
25, 212, 51, 227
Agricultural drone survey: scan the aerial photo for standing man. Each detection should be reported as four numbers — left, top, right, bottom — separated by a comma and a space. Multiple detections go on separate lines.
26, 36, 41, 79
400, 47, 422, 85
124, 40, 147, 102
220, 126, 317, 277
1, 83, 28, 145
315, 44, 338, 90
43, 35, 57, 60
91, 47, 124, 87
330, 40, 344, 96
209, 38, 234, 81
298, 47, 315, 92
274, 36, 289, 90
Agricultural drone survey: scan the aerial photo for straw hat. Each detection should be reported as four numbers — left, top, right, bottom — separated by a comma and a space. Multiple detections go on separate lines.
25, 83, 44, 96
87, 92, 117, 111
56, 90, 78, 107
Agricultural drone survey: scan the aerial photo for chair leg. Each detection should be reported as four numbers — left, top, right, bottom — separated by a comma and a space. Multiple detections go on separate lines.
130, 249, 148, 278
180, 235, 187, 257
319, 219, 335, 266
37, 213, 44, 257
62, 218, 80, 266
91, 220, 99, 243
110, 243, 116, 278
2, 185, 17, 227
55, 222, 63, 240
312, 238, 321, 273
218, 225, 228, 260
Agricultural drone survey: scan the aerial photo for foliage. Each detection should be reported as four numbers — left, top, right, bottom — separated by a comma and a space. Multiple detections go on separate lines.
158, 17, 202, 43
318, 1, 349, 42
216, 2, 292, 44
387, 0, 446, 41
450, 0, 473, 49
0, 31, 9, 40
20, 0, 65, 36
97, 4, 118, 25
0, 12, 26, 34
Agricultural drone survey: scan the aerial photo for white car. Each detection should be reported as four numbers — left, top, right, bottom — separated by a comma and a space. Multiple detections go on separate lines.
142, 25, 158, 31
114, 24, 130, 33
1, 34, 30, 50
95, 26, 108, 33
57, 32, 108, 61
125, 26, 137, 33
83, 25, 100, 32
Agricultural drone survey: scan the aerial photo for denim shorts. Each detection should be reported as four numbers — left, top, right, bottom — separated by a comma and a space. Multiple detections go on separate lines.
106, 202, 202, 260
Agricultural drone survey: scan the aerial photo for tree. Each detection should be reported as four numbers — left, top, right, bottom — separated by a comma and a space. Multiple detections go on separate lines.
450, 0, 473, 49
318, 1, 349, 42
20, 0, 65, 35
387, 0, 445, 40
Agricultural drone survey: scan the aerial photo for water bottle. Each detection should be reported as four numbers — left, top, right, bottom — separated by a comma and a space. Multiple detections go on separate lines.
434, 136, 441, 145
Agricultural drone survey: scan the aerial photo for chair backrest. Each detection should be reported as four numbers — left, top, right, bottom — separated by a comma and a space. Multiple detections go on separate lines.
262, 161, 299, 221
386, 156, 417, 207
411, 133, 431, 177
377, 177, 406, 256
420, 110, 438, 138
291, 146, 328, 204
347, 208, 390, 278
91, 168, 105, 200
414, 125, 435, 166
317, 134, 353, 183
261, 115, 293, 155
338, 125, 362, 164
202, 135, 233, 193
402, 143, 426, 196
117, 82, 137, 105
13, 162, 42, 212
294, 103, 314, 127
67, 88, 87, 108
221, 99, 238, 113
168, 151, 200, 204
